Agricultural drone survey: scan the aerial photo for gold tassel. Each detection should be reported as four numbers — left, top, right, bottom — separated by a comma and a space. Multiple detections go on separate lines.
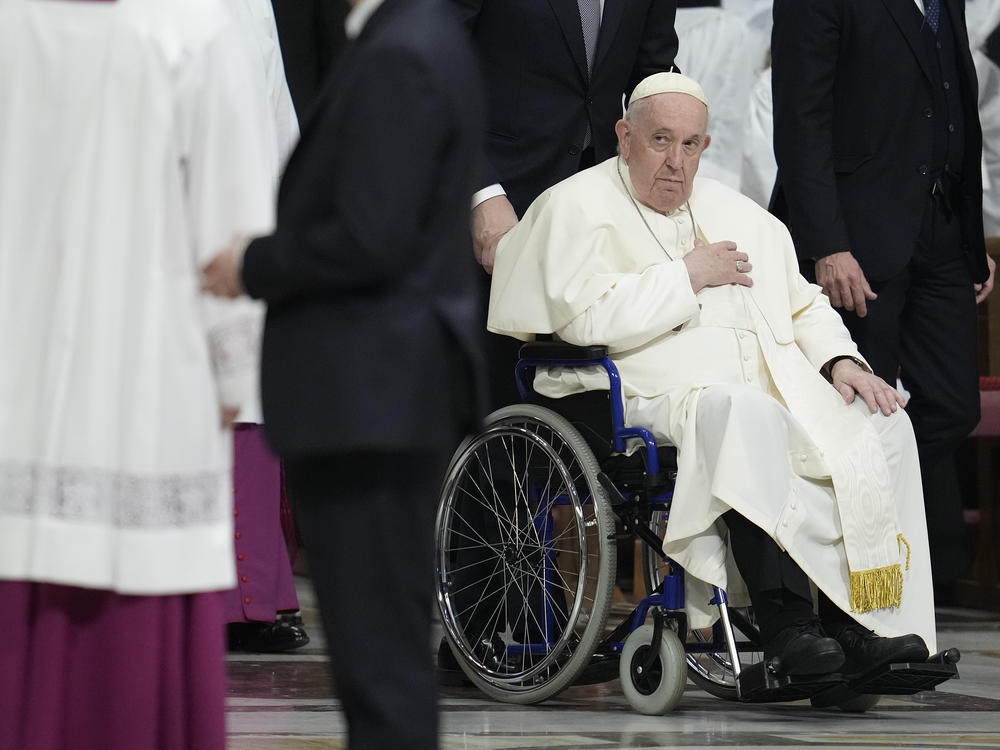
897, 533, 911, 570
849, 564, 903, 613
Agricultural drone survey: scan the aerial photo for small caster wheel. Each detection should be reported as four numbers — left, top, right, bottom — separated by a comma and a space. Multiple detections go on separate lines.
620, 623, 687, 714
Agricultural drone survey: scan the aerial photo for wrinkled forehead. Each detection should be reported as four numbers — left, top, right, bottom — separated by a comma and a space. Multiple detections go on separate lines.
636, 92, 709, 134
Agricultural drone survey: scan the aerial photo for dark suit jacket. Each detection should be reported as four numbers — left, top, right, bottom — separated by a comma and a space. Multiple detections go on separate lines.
269, 0, 347, 119
769, 0, 988, 283
243, 0, 486, 457
453, 0, 679, 215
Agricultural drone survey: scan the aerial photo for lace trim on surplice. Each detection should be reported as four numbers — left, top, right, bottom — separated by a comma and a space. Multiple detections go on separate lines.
0, 462, 229, 528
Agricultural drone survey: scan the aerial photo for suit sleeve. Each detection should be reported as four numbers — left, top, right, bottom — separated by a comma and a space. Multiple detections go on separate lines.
448, 0, 483, 30
628, 0, 680, 99
771, 0, 852, 262
242, 47, 452, 302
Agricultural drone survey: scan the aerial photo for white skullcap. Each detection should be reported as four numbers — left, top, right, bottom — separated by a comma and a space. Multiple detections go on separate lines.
627, 71, 710, 112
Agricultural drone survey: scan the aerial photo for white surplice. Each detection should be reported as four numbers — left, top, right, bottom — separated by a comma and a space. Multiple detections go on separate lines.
488, 157, 935, 649
0, 0, 276, 594
674, 8, 755, 189
224, 0, 300, 424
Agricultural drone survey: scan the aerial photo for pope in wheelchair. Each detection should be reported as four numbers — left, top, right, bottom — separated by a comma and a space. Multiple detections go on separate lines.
438, 72, 958, 712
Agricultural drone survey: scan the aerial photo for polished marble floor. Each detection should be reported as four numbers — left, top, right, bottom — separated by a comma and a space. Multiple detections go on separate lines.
226, 580, 1000, 749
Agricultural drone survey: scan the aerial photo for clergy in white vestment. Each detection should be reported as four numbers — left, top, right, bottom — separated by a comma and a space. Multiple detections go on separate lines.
489, 72, 935, 679
0, 1, 276, 748
674, 1, 754, 189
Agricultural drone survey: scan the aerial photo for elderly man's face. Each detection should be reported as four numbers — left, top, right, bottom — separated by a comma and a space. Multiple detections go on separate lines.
614, 93, 710, 214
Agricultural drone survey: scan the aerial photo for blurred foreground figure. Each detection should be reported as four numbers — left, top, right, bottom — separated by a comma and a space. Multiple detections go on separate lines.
0, 1, 274, 749
201, 0, 485, 747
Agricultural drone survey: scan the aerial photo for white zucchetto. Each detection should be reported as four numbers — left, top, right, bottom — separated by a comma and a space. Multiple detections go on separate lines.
628, 71, 710, 112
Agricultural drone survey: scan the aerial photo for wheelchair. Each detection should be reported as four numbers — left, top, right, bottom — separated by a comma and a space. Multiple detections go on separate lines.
434, 341, 960, 714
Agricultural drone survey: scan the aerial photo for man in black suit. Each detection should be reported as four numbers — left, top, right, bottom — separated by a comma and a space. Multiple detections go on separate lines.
269, 0, 347, 119
770, 0, 997, 590
202, 0, 484, 746
453, 0, 680, 406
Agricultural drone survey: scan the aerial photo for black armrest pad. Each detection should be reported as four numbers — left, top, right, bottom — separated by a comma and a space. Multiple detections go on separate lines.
518, 342, 609, 361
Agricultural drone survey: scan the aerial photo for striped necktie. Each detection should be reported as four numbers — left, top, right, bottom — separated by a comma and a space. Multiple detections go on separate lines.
578, 0, 600, 76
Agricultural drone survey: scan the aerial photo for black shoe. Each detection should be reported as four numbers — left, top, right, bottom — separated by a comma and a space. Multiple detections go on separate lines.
436, 638, 472, 686
228, 613, 310, 653
834, 624, 928, 679
765, 619, 845, 676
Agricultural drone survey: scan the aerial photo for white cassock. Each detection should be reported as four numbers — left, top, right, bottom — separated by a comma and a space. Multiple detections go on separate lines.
965, 0, 1000, 234
0, 0, 276, 595
673, 8, 755, 189
740, 68, 777, 209
978, 51, 1000, 236
722, 0, 773, 74
224, 0, 301, 423
489, 156, 936, 650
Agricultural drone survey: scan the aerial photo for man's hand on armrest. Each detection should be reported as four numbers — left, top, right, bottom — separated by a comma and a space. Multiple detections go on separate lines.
472, 195, 518, 275
829, 358, 906, 416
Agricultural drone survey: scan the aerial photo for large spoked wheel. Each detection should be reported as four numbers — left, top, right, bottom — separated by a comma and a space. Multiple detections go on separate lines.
643, 510, 763, 701
435, 405, 617, 703
620, 624, 687, 714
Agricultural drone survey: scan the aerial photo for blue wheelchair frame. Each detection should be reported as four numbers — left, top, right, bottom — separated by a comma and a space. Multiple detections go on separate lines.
514, 345, 746, 684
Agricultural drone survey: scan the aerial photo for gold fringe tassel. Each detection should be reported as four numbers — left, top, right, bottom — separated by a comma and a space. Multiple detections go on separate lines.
897, 533, 912, 570
849, 564, 903, 613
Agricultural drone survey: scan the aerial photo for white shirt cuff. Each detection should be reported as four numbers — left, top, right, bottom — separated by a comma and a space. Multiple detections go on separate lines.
472, 183, 507, 210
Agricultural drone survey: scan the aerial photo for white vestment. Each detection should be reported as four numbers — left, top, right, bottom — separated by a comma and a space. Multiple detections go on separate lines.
0, 0, 276, 594
976, 51, 1000, 236
224, 0, 300, 423
740, 68, 777, 209
722, 0, 773, 74
489, 157, 935, 649
674, 8, 755, 189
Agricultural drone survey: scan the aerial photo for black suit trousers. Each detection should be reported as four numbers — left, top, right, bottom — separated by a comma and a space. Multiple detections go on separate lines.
285, 450, 451, 750
835, 199, 980, 582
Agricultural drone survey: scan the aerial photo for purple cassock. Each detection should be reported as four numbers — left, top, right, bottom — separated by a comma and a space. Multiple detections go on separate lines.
2, 582, 226, 750
224, 424, 300, 623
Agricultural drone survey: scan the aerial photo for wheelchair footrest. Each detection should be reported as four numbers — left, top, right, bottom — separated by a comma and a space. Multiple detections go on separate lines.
853, 659, 958, 696
737, 661, 845, 703
809, 657, 959, 706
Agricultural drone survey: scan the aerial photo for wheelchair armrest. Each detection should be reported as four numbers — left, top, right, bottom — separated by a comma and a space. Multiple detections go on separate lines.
518, 342, 609, 361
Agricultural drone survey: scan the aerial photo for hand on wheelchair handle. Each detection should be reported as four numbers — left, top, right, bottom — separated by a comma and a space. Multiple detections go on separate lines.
683, 239, 753, 293
472, 194, 518, 275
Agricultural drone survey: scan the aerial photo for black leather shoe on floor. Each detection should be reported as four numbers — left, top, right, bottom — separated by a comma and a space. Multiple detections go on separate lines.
228, 613, 310, 653
765, 620, 845, 676
834, 624, 928, 679
437, 638, 472, 686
